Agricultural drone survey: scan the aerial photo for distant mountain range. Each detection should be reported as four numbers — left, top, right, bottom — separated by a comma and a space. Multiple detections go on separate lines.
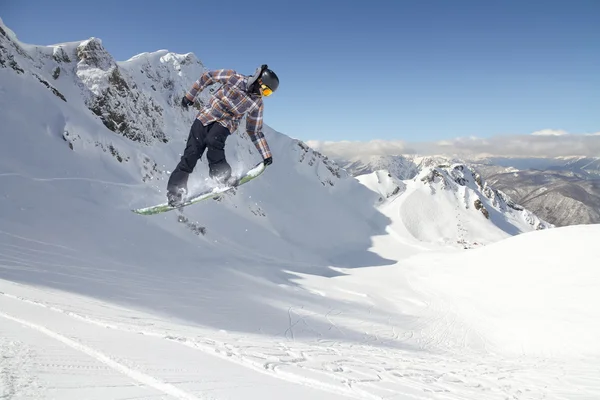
474, 156, 600, 179
335, 154, 600, 227
472, 157, 600, 226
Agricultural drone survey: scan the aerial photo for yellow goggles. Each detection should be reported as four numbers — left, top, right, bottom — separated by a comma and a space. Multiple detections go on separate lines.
260, 83, 273, 97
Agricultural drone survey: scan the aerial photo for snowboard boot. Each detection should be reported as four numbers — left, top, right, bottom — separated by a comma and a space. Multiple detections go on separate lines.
209, 161, 234, 188
167, 188, 186, 207
212, 174, 239, 188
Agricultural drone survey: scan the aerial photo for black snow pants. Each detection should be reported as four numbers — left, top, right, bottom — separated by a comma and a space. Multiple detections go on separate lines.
167, 119, 231, 194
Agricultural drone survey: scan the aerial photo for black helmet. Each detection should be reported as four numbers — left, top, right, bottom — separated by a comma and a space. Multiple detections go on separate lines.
259, 67, 279, 92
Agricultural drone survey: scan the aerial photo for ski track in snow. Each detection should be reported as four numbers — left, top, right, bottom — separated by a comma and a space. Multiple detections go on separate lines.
1, 289, 597, 400
0, 309, 203, 400
0, 230, 76, 252
0, 171, 145, 188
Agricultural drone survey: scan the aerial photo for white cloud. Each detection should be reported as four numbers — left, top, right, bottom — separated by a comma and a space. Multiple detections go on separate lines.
307, 130, 600, 160
531, 129, 569, 136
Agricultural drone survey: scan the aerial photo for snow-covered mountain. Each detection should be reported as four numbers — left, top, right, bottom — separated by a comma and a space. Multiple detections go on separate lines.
0, 17, 356, 257
358, 163, 551, 249
334, 151, 551, 247
1, 19, 599, 400
333, 150, 600, 228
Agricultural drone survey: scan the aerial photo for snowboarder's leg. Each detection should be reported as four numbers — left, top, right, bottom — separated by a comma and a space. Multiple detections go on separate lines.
167, 119, 207, 203
205, 123, 232, 184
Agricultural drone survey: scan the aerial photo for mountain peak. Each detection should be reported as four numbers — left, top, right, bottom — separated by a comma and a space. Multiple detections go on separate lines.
76, 37, 115, 71
418, 162, 482, 191
125, 49, 202, 66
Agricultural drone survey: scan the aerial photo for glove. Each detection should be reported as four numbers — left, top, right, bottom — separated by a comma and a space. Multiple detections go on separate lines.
263, 156, 272, 166
181, 96, 194, 109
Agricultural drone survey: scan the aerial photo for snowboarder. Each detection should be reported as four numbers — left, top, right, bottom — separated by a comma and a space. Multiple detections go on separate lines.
166, 64, 279, 206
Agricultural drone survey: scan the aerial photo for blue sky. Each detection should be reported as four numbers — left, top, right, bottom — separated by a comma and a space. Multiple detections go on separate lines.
2, 0, 599, 144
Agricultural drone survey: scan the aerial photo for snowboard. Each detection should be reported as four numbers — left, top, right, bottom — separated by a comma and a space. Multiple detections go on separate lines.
132, 162, 266, 215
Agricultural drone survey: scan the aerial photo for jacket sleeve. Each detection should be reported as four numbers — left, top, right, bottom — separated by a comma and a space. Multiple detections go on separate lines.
246, 102, 272, 160
184, 69, 236, 102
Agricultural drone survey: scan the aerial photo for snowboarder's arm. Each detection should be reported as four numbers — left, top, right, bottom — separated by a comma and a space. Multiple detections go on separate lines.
246, 103, 272, 160
184, 69, 237, 102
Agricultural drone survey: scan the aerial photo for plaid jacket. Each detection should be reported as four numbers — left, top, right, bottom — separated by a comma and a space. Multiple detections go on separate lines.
184, 69, 272, 160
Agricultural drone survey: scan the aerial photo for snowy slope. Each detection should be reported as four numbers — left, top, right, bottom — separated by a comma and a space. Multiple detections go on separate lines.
405, 224, 600, 359
1, 19, 599, 400
356, 170, 406, 202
